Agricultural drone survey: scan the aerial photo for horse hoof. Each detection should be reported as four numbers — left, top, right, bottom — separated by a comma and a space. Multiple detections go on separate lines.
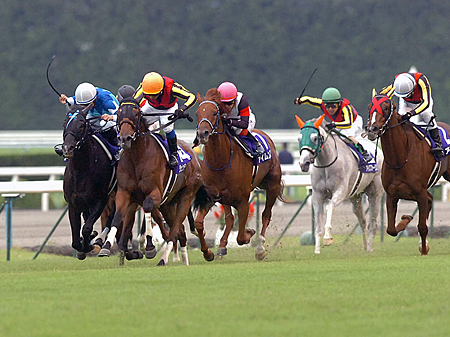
217, 247, 228, 256
203, 250, 215, 262
145, 248, 157, 259
323, 238, 333, 246
91, 244, 101, 255
157, 259, 166, 266
255, 245, 266, 260
77, 252, 87, 260
419, 240, 430, 255
98, 248, 111, 257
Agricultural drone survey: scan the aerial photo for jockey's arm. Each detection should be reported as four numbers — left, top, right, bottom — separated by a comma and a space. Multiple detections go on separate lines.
172, 82, 197, 111
297, 96, 323, 108
334, 105, 353, 129
412, 77, 431, 115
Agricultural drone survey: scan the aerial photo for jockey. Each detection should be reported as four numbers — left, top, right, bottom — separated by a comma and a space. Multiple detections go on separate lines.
134, 72, 196, 168
217, 81, 264, 156
380, 72, 444, 158
56, 82, 120, 161
117, 84, 136, 103
295, 87, 372, 164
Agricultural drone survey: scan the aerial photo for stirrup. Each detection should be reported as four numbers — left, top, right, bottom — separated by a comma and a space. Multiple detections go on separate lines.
168, 155, 178, 168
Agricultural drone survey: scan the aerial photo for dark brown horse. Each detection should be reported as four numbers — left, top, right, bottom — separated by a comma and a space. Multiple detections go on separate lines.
194, 88, 284, 260
365, 93, 450, 254
99, 99, 212, 265
62, 105, 117, 259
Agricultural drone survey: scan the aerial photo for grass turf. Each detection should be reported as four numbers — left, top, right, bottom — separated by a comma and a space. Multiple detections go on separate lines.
1, 235, 450, 337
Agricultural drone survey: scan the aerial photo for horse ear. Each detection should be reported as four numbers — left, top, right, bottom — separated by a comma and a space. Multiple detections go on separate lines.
295, 115, 305, 129
313, 114, 325, 128
372, 88, 377, 98
196, 93, 202, 101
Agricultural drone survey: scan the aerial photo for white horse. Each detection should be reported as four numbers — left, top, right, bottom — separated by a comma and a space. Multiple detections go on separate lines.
296, 115, 384, 254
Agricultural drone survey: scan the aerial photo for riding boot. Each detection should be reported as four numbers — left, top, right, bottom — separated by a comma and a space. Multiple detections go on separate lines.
356, 143, 373, 164
247, 132, 264, 156
54, 144, 63, 156
429, 128, 444, 158
167, 137, 179, 168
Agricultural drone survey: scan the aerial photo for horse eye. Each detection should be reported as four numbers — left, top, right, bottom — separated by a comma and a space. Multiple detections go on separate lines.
298, 134, 303, 142
310, 133, 318, 143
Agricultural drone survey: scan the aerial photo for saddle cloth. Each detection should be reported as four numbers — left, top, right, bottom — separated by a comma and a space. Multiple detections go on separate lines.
232, 132, 272, 165
345, 142, 378, 174
411, 124, 450, 161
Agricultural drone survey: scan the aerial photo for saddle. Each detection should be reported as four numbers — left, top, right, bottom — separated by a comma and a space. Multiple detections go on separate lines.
344, 142, 378, 174
410, 124, 450, 160
228, 132, 272, 166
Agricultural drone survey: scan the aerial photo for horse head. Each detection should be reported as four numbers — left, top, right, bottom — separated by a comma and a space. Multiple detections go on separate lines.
195, 88, 226, 144
295, 114, 325, 172
365, 93, 396, 141
62, 105, 90, 158
117, 99, 142, 149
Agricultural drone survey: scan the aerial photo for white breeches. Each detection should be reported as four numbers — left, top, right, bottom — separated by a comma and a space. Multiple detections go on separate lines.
141, 102, 178, 133
399, 98, 437, 127
338, 114, 363, 138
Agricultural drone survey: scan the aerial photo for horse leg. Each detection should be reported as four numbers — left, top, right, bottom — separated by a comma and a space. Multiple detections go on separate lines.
323, 201, 334, 246
138, 212, 147, 252
350, 196, 368, 251
194, 208, 214, 261
177, 226, 189, 266
218, 204, 235, 256
81, 199, 108, 255
68, 207, 83, 254
417, 192, 431, 255
119, 203, 141, 264
99, 190, 129, 257
236, 201, 253, 246
256, 187, 278, 260
312, 193, 324, 254
386, 194, 400, 236
366, 189, 382, 252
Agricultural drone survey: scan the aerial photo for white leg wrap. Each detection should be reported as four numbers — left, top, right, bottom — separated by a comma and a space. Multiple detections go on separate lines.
105, 226, 118, 246
161, 241, 174, 265
181, 246, 189, 266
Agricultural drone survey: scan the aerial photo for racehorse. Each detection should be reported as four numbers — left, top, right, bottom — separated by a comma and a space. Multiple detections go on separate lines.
296, 115, 384, 254
62, 105, 117, 259
99, 99, 213, 266
194, 88, 284, 260
365, 93, 450, 254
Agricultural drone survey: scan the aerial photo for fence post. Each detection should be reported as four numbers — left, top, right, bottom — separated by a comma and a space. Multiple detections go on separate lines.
1, 193, 23, 261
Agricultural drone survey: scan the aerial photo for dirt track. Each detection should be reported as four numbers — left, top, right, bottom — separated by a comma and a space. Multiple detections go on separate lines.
1, 199, 449, 250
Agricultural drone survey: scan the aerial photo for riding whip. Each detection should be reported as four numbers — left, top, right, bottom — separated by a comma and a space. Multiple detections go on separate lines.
46, 55, 62, 97
295, 67, 318, 104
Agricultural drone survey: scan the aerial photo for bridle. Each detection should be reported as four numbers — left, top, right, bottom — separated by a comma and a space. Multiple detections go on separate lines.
300, 125, 337, 168
63, 111, 91, 151
118, 99, 142, 142
196, 99, 234, 171
368, 94, 410, 169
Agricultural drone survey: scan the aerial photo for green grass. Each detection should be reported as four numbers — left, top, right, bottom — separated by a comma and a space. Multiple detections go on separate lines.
1, 236, 450, 337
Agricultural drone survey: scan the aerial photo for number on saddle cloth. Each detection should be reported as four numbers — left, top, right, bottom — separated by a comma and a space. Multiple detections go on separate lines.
235, 133, 272, 165
344, 142, 378, 173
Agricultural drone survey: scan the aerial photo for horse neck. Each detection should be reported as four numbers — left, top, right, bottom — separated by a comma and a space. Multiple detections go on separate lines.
380, 118, 409, 163
68, 138, 94, 176
315, 132, 338, 165
203, 132, 232, 165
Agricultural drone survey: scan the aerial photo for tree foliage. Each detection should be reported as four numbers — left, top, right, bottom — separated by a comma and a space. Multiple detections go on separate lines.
1, 0, 450, 130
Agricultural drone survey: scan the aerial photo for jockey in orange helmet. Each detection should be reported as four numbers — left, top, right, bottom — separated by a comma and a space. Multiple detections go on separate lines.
134, 72, 197, 168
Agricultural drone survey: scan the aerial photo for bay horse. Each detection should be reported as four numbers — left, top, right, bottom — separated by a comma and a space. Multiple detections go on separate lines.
194, 88, 284, 260
365, 93, 450, 254
99, 99, 213, 266
296, 115, 384, 254
62, 105, 117, 260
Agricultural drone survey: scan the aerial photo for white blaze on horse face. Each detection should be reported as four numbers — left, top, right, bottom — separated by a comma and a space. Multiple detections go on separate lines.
370, 110, 377, 125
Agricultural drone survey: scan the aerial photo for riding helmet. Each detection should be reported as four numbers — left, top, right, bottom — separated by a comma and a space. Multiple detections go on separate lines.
75, 82, 97, 105
218, 82, 238, 102
321, 87, 342, 103
142, 72, 164, 95
393, 73, 415, 97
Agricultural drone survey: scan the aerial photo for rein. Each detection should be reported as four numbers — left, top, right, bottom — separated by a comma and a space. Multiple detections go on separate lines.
313, 130, 338, 168
198, 100, 234, 171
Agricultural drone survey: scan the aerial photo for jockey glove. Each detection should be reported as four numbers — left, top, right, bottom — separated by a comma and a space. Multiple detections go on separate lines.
223, 118, 232, 127
169, 108, 187, 121
325, 121, 335, 130
401, 112, 413, 122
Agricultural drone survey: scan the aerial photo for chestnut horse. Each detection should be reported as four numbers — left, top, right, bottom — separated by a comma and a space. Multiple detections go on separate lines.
99, 99, 212, 266
194, 88, 284, 260
365, 93, 450, 254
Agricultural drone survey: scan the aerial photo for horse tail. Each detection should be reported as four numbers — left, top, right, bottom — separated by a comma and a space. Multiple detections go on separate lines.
193, 184, 218, 212
277, 178, 291, 203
